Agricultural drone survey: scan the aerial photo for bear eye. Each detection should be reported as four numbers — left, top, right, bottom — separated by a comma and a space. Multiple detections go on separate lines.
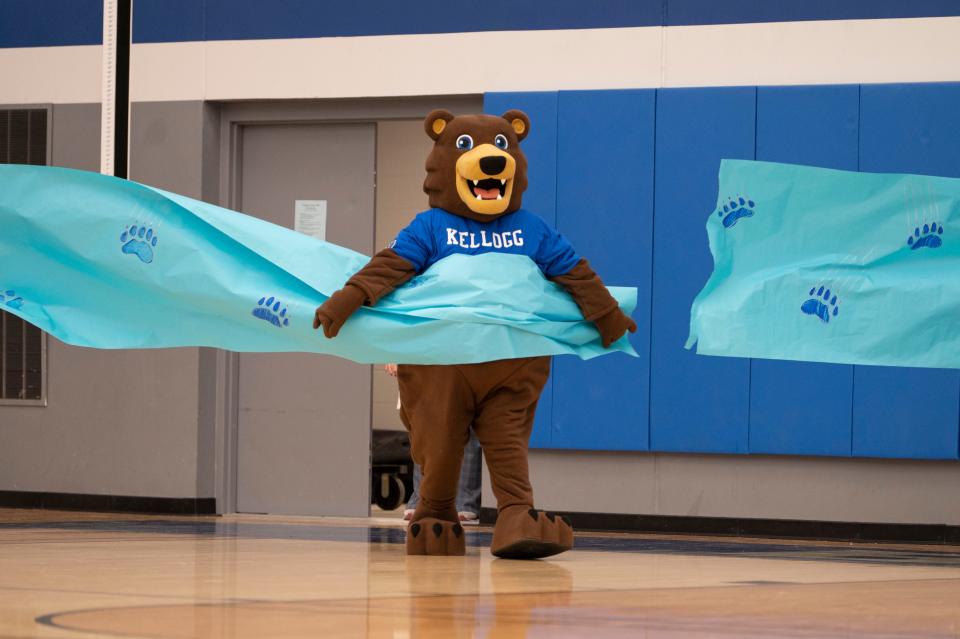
494, 134, 509, 150
455, 134, 474, 150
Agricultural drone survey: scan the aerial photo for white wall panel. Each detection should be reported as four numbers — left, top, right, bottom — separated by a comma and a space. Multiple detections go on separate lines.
131, 27, 662, 102
129, 42, 205, 104
664, 16, 960, 88
128, 16, 960, 102
0, 45, 101, 104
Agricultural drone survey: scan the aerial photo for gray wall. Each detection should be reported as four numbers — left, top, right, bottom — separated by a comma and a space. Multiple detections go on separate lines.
483, 450, 960, 525
0, 103, 205, 498
129, 101, 220, 202
128, 100, 222, 500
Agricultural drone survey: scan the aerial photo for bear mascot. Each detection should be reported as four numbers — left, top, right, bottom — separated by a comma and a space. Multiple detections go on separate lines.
314, 109, 636, 559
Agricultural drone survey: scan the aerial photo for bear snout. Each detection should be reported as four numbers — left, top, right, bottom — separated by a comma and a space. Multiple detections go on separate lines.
479, 155, 507, 176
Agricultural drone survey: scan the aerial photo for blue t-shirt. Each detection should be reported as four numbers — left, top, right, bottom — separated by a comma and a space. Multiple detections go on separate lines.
390, 208, 581, 277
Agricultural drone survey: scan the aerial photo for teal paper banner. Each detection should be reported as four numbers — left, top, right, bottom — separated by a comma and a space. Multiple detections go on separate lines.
0, 165, 637, 364
688, 160, 960, 369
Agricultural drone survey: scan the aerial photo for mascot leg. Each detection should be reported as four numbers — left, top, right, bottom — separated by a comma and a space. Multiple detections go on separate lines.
467, 356, 574, 559
397, 364, 472, 556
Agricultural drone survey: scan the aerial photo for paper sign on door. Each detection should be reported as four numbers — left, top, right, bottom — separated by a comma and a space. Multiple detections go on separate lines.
294, 200, 327, 241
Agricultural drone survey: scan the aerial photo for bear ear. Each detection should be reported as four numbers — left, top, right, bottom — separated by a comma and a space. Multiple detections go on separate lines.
424, 109, 455, 140
501, 110, 530, 141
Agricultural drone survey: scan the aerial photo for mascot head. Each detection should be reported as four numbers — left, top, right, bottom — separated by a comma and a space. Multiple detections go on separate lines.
422, 109, 530, 222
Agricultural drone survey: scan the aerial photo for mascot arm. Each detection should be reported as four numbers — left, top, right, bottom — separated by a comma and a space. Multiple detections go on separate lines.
550, 258, 637, 348
313, 248, 416, 338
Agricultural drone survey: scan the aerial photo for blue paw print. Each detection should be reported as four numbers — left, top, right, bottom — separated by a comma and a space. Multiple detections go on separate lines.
801, 285, 840, 323
120, 224, 158, 264
907, 222, 943, 250
716, 196, 756, 229
0, 289, 23, 310
252, 296, 290, 328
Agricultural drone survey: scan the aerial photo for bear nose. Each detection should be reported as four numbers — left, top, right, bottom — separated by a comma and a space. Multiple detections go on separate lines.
479, 155, 506, 176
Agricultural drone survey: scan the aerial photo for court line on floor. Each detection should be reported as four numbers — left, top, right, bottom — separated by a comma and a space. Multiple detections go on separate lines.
0, 583, 244, 603
34, 578, 960, 639
8, 573, 960, 609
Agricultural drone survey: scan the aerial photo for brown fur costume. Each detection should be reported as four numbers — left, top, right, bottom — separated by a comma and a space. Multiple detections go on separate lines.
314, 110, 636, 558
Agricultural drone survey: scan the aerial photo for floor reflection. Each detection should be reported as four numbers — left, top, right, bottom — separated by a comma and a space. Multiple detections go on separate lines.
3, 510, 957, 639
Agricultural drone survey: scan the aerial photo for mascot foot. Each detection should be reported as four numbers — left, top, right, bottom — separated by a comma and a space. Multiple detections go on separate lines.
406, 517, 466, 556
490, 505, 574, 559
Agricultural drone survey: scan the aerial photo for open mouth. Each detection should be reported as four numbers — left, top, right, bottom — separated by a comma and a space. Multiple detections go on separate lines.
466, 177, 508, 201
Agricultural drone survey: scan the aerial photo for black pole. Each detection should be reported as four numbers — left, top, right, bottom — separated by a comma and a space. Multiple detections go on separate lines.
113, 0, 131, 179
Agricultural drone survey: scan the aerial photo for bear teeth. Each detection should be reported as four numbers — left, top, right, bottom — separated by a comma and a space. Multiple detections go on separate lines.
468, 177, 508, 200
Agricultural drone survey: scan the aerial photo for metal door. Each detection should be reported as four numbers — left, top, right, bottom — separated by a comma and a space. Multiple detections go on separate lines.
235, 123, 375, 515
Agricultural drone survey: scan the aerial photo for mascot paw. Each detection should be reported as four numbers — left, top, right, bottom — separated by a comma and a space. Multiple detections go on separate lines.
312, 285, 366, 338
594, 308, 637, 348
490, 505, 574, 559
312, 308, 341, 338
406, 517, 466, 556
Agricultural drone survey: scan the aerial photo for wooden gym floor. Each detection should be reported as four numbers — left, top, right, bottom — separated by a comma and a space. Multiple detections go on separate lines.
1, 508, 958, 638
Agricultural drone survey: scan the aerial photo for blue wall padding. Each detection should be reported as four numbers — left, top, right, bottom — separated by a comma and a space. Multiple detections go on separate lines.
749, 85, 859, 457
650, 87, 756, 454
483, 91, 560, 448
488, 82, 959, 460
853, 367, 959, 460
853, 83, 960, 459
132, 0, 205, 44
127, 0, 960, 45
0, 0, 102, 48
551, 90, 655, 451
666, 0, 960, 26
132, 0, 663, 43
6, 0, 960, 48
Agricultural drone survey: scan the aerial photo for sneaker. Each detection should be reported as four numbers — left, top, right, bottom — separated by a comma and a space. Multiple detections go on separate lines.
403, 509, 415, 521
458, 511, 479, 525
